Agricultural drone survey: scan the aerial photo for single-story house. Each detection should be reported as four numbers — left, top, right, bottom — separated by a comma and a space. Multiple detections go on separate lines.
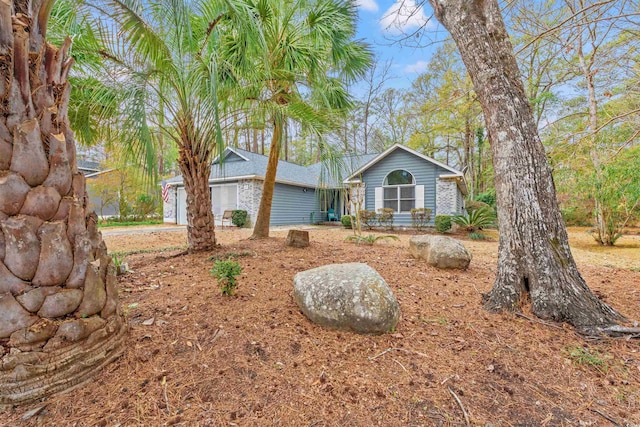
163, 143, 467, 227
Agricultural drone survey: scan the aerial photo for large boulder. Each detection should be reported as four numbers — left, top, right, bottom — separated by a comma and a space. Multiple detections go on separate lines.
409, 235, 472, 270
293, 263, 400, 334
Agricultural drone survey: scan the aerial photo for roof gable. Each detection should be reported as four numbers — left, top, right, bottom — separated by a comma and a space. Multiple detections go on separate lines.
344, 144, 462, 182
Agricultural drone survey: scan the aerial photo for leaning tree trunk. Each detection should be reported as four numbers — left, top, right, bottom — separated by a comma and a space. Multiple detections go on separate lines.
0, 0, 126, 407
429, 0, 623, 334
251, 117, 282, 239
177, 145, 217, 251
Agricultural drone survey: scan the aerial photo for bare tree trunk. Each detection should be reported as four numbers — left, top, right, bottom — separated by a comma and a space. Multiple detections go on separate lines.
177, 148, 216, 251
429, 0, 623, 334
0, 0, 126, 407
251, 117, 282, 239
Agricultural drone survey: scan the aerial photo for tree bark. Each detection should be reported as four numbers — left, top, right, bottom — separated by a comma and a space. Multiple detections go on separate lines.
1, 0, 126, 407
251, 117, 282, 239
177, 147, 216, 251
429, 0, 623, 334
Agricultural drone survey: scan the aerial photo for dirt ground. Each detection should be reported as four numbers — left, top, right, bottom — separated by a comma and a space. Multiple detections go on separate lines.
3, 225, 640, 426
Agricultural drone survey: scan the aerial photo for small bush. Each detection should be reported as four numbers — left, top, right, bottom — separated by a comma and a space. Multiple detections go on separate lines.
410, 208, 432, 231
211, 259, 242, 296
133, 194, 158, 219
345, 234, 399, 245
475, 189, 496, 207
469, 232, 487, 240
435, 215, 452, 233
377, 208, 394, 229
359, 210, 376, 230
341, 215, 352, 229
452, 207, 496, 232
231, 210, 248, 227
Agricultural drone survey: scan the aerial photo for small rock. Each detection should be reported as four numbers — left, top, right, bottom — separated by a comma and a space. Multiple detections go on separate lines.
409, 235, 472, 270
286, 230, 309, 248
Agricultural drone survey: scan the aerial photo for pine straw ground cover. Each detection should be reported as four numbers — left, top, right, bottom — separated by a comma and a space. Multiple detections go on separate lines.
2, 227, 639, 426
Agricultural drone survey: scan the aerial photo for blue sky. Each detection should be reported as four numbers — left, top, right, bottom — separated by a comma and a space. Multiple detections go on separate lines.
353, 0, 448, 91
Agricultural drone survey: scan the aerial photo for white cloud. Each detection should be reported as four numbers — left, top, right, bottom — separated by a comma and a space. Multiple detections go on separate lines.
356, 0, 379, 12
404, 60, 429, 73
379, 0, 428, 35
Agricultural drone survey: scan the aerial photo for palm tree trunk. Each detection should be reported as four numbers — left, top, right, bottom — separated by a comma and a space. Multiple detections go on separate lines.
251, 118, 282, 239
177, 148, 216, 251
0, 0, 126, 407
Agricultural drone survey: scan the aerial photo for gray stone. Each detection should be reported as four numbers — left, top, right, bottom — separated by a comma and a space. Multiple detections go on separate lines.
436, 178, 459, 215
0, 293, 38, 338
16, 287, 61, 312
286, 229, 309, 248
409, 235, 472, 270
293, 263, 400, 334
37, 289, 83, 318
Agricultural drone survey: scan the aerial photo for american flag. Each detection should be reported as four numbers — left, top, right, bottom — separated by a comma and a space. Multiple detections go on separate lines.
161, 181, 171, 203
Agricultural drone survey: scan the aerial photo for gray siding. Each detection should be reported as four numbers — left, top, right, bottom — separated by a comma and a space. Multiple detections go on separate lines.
361, 149, 453, 226
269, 183, 322, 226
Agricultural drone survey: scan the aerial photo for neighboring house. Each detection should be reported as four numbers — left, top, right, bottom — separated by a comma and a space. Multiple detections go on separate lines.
76, 160, 119, 218
163, 144, 467, 227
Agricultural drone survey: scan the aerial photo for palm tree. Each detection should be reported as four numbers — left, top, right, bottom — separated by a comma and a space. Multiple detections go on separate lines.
0, 0, 126, 406
86, 0, 263, 251
241, 0, 371, 238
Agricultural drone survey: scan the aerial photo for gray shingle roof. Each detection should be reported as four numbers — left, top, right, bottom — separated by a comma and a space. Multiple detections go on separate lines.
166, 147, 378, 188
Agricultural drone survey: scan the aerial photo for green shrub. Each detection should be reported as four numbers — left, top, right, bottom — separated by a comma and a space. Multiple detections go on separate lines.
410, 208, 432, 231
231, 210, 248, 227
210, 259, 242, 296
344, 234, 399, 245
475, 189, 496, 207
452, 207, 496, 232
341, 215, 353, 229
435, 215, 452, 233
377, 208, 394, 229
133, 194, 158, 219
358, 210, 377, 229
469, 232, 488, 240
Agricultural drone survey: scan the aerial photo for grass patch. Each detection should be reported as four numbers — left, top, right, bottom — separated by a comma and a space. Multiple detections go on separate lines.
566, 345, 610, 372
98, 219, 164, 228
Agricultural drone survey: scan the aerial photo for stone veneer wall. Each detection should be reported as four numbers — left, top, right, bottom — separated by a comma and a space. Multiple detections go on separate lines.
436, 178, 459, 215
237, 179, 263, 227
163, 186, 177, 223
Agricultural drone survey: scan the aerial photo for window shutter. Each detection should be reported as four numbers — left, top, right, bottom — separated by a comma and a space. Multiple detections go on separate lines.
415, 185, 424, 209
375, 187, 383, 211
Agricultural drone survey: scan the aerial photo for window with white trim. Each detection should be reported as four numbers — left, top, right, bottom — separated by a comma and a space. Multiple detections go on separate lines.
383, 170, 415, 212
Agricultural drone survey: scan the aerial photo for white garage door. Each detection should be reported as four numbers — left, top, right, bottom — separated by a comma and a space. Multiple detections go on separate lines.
177, 187, 187, 225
